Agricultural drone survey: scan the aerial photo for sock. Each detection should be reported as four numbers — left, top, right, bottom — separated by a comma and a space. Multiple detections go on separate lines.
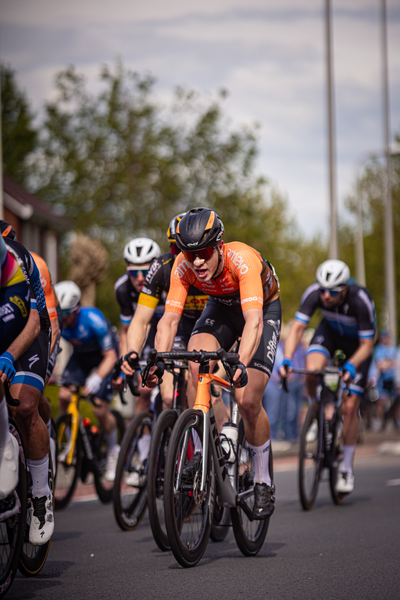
0, 398, 12, 448
342, 445, 355, 474
27, 455, 51, 497
106, 429, 119, 454
248, 439, 271, 486
138, 434, 151, 462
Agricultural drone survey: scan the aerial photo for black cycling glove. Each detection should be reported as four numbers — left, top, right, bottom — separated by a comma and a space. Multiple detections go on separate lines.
236, 361, 248, 388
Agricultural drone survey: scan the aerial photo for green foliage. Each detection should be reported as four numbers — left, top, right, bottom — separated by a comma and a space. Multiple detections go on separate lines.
1, 63, 38, 184
5, 59, 328, 327
343, 147, 400, 334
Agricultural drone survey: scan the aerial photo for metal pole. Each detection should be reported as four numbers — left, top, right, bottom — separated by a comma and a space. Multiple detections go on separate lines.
355, 173, 366, 286
326, 0, 338, 259
381, 0, 397, 343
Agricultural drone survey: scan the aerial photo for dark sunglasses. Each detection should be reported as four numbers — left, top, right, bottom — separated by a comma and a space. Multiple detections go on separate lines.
182, 246, 216, 262
127, 267, 149, 278
319, 286, 345, 297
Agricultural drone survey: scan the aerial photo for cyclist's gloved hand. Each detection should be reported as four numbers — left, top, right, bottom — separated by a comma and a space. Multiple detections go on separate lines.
0, 352, 16, 381
343, 361, 357, 381
85, 372, 102, 396
234, 362, 248, 388
281, 358, 293, 373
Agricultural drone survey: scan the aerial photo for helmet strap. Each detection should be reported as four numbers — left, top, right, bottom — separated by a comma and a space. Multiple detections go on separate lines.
211, 246, 224, 280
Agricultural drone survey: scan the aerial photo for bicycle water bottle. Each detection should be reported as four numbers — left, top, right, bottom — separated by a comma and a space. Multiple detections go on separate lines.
220, 422, 238, 463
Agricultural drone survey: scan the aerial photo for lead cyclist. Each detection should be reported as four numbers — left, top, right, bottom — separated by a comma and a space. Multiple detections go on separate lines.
145, 207, 281, 519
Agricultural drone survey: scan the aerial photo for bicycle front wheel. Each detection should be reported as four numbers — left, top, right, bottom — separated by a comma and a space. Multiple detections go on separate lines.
230, 421, 270, 556
54, 413, 82, 510
147, 409, 178, 551
113, 411, 152, 531
298, 402, 323, 511
94, 409, 126, 503
164, 409, 213, 568
329, 415, 347, 505
1, 422, 28, 598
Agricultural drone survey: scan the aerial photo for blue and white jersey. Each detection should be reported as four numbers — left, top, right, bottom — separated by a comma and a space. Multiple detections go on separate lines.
5, 239, 47, 313
295, 283, 376, 340
62, 306, 115, 354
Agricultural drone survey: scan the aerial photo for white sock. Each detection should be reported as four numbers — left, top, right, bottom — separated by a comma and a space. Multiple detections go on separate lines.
342, 445, 355, 474
27, 455, 51, 497
0, 398, 12, 448
248, 439, 272, 486
106, 429, 119, 454
138, 434, 151, 462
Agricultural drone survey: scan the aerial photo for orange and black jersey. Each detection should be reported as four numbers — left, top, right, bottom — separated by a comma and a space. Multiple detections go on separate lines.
166, 242, 279, 315
139, 251, 208, 319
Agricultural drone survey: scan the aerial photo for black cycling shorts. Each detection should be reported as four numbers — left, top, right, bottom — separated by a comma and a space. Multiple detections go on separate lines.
191, 297, 282, 378
61, 351, 113, 402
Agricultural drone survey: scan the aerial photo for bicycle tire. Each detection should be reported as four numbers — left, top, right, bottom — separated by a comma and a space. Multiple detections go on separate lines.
1, 422, 28, 599
230, 421, 270, 556
54, 413, 82, 510
329, 415, 347, 505
147, 409, 178, 551
164, 408, 214, 568
113, 411, 152, 531
94, 409, 126, 503
19, 452, 54, 577
298, 402, 323, 511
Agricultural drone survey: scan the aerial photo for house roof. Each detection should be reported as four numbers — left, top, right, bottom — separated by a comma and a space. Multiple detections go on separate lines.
3, 174, 71, 232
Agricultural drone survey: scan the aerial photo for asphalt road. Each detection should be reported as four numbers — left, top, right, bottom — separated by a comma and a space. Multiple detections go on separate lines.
6, 447, 400, 600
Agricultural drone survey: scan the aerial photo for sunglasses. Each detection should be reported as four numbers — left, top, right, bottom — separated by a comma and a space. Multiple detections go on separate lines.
319, 286, 345, 297
127, 268, 149, 278
182, 246, 216, 263
170, 243, 180, 256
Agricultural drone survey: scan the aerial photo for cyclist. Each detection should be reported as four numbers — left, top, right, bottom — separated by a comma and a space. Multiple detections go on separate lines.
279, 259, 376, 494
1, 221, 62, 474
0, 225, 53, 544
145, 207, 281, 519
371, 329, 399, 424
113, 237, 161, 414
55, 280, 119, 481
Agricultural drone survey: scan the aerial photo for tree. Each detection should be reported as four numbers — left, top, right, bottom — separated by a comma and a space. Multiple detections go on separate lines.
1, 63, 38, 184
24, 59, 326, 326
342, 139, 400, 335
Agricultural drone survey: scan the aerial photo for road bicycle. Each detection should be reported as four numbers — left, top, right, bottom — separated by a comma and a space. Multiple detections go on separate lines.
361, 379, 400, 433
1, 385, 55, 597
112, 355, 183, 534
144, 348, 272, 568
283, 350, 349, 511
55, 387, 125, 509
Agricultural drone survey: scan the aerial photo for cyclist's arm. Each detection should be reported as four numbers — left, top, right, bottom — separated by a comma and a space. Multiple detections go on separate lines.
278, 320, 307, 376
118, 323, 130, 358
236, 307, 263, 370
1, 308, 40, 383
94, 347, 118, 381
127, 304, 155, 356
344, 337, 374, 381
154, 311, 181, 352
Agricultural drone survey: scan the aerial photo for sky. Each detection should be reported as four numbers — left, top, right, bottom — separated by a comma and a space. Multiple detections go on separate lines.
1, 0, 399, 240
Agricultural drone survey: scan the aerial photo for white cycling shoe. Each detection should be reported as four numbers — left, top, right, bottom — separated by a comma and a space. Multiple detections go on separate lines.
126, 470, 146, 487
0, 435, 19, 499
305, 421, 318, 443
335, 471, 354, 494
104, 446, 120, 482
29, 493, 54, 545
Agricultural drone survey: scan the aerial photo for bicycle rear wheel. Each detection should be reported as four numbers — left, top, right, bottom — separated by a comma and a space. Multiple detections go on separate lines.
113, 411, 152, 531
298, 402, 323, 511
164, 409, 213, 568
230, 421, 270, 556
147, 409, 178, 551
210, 504, 231, 543
1, 422, 28, 599
94, 409, 126, 503
54, 413, 82, 510
19, 453, 54, 577
329, 415, 347, 505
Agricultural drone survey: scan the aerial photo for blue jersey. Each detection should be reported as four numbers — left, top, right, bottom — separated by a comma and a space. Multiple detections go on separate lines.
61, 306, 115, 354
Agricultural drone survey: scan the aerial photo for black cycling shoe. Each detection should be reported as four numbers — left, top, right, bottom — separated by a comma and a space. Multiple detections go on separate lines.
253, 482, 275, 519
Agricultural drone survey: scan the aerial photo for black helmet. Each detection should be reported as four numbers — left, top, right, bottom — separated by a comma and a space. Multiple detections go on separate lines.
0, 220, 17, 241
167, 213, 186, 244
176, 208, 224, 251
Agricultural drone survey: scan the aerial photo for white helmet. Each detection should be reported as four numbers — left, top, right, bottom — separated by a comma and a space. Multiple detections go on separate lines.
316, 260, 350, 289
123, 237, 161, 265
54, 280, 81, 311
